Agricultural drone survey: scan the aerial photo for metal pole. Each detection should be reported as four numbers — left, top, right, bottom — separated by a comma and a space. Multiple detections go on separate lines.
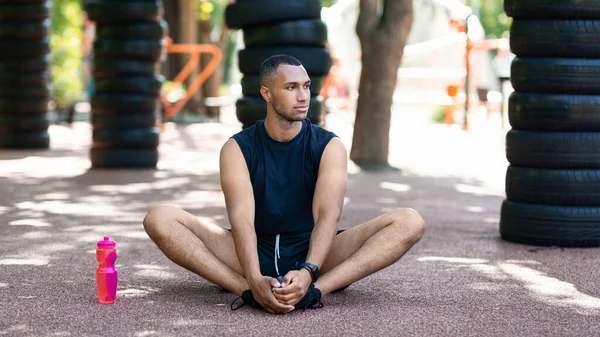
463, 14, 471, 131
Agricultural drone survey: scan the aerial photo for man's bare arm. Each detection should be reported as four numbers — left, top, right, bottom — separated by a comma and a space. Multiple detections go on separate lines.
306, 137, 348, 269
219, 139, 261, 280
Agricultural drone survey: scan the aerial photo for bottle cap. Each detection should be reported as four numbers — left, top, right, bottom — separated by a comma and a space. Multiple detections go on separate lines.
97, 236, 116, 248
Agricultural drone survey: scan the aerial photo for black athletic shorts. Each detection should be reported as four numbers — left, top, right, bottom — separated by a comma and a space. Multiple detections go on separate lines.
228, 229, 345, 278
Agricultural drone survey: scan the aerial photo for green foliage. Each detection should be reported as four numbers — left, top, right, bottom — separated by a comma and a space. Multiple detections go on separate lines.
321, 0, 337, 7
195, 0, 237, 86
466, 0, 511, 38
196, 0, 227, 28
430, 105, 446, 123
195, 0, 214, 21
51, 0, 84, 109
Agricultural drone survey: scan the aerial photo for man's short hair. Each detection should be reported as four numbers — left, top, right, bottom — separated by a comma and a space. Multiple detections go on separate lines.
259, 54, 302, 88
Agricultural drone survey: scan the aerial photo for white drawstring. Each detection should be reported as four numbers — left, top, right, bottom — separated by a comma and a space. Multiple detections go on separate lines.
274, 234, 281, 276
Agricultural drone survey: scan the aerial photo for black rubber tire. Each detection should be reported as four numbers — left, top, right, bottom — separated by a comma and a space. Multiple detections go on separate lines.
93, 39, 165, 62
91, 93, 160, 114
510, 20, 600, 58
0, 1, 51, 21
241, 75, 326, 97
504, 0, 600, 20
0, 129, 49, 149
0, 55, 51, 72
0, 0, 48, 3
0, 72, 52, 92
243, 19, 328, 47
511, 57, 600, 94
96, 20, 168, 39
235, 96, 324, 126
500, 200, 600, 248
239, 47, 332, 75
0, 67, 51, 98
0, 97, 49, 114
506, 166, 600, 206
94, 75, 164, 95
85, 0, 163, 24
93, 127, 160, 148
225, 0, 322, 30
0, 112, 50, 130
0, 19, 50, 39
508, 92, 600, 131
94, 58, 161, 78
92, 111, 158, 129
506, 130, 600, 169
0, 84, 51, 99
0, 38, 50, 59
0, 0, 47, 3
90, 147, 158, 168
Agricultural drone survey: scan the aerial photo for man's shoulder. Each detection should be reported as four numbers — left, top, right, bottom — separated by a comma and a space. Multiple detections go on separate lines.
306, 119, 338, 145
231, 121, 262, 145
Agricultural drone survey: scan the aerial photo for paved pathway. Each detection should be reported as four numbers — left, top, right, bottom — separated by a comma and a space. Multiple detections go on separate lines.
1, 106, 598, 336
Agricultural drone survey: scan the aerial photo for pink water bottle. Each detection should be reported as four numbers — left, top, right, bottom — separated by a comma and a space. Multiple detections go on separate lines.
96, 236, 118, 304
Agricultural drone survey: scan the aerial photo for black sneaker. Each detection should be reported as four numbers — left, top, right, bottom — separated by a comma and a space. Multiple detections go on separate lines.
294, 283, 323, 311
230, 289, 263, 311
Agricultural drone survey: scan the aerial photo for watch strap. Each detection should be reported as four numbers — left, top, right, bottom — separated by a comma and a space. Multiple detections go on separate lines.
298, 262, 319, 282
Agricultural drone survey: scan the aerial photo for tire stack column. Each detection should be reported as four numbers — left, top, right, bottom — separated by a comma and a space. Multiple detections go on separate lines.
224, 0, 332, 129
0, 0, 52, 149
501, 0, 600, 247
85, 0, 167, 168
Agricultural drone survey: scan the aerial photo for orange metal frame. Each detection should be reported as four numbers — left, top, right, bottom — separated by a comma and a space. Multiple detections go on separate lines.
445, 18, 504, 130
160, 38, 223, 120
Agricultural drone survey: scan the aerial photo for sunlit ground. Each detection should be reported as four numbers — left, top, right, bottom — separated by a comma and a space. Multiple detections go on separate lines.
326, 101, 509, 190
418, 256, 600, 315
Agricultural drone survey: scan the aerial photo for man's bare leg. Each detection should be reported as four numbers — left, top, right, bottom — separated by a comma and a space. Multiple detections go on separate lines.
143, 205, 248, 295
316, 208, 425, 295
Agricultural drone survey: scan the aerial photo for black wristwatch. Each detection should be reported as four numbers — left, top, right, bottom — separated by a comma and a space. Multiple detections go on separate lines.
298, 262, 320, 283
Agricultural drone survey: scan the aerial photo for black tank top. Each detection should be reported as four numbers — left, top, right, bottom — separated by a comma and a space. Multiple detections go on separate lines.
231, 119, 337, 237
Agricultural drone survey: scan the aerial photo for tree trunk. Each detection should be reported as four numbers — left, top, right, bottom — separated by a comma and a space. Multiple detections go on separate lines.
198, 15, 231, 118
161, 0, 181, 80
350, 0, 413, 170
177, 0, 204, 114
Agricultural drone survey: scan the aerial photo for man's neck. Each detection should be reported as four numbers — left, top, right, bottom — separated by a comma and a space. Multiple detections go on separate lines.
264, 115, 303, 142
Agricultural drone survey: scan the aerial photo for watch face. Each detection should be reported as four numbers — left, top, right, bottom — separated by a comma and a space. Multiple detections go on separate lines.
312, 266, 320, 279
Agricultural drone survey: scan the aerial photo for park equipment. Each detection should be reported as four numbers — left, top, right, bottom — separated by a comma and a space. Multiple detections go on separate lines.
225, 0, 332, 129
85, 0, 167, 168
159, 41, 222, 122
0, 0, 52, 149
500, 0, 600, 247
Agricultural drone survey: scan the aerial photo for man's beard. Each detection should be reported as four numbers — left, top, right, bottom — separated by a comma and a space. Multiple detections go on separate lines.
272, 96, 306, 123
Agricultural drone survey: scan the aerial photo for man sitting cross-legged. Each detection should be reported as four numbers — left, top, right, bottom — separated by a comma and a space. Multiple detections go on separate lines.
143, 54, 425, 314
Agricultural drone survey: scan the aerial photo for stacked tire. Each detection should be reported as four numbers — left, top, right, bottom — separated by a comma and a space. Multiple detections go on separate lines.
85, 0, 167, 168
225, 0, 332, 129
0, 0, 52, 149
500, 0, 600, 247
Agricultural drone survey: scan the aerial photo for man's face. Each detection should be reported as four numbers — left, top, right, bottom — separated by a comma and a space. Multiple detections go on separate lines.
264, 64, 311, 122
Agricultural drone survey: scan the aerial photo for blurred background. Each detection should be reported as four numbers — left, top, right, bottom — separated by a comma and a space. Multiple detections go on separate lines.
54, 0, 513, 126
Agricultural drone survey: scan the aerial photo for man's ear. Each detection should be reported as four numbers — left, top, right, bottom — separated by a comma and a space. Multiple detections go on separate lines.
260, 85, 271, 102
